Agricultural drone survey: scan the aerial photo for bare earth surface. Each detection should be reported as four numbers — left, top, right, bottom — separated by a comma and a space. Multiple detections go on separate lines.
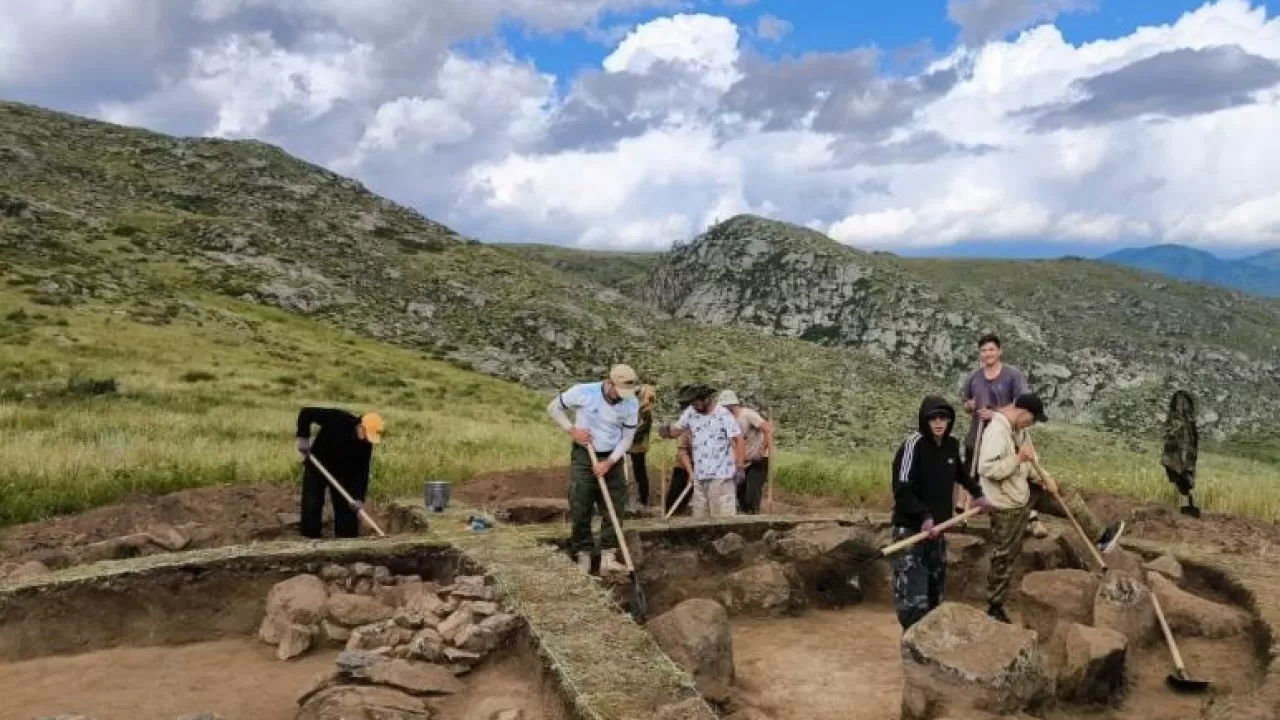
0, 638, 337, 720
731, 604, 1258, 720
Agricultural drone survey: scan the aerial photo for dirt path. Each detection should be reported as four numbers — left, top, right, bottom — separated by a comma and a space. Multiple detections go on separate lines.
0, 638, 337, 720
731, 604, 1256, 720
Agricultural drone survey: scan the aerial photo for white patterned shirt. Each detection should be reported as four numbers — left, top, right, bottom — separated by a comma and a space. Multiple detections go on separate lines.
673, 406, 741, 480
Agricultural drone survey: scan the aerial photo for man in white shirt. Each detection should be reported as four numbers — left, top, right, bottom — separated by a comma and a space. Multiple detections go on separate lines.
718, 390, 774, 515
547, 364, 641, 575
671, 384, 745, 517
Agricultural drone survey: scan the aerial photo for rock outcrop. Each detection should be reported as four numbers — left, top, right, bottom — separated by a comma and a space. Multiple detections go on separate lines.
646, 599, 735, 691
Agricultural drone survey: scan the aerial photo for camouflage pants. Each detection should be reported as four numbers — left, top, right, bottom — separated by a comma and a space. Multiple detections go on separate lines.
986, 502, 1031, 607
690, 477, 737, 517
892, 525, 947, 630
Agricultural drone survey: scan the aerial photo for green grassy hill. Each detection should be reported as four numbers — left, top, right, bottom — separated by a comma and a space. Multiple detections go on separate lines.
3, 99, 1279, 526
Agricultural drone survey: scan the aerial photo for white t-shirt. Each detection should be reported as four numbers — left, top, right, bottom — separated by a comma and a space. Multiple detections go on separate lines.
674, 406, 741, 480
555, 382, 639, 452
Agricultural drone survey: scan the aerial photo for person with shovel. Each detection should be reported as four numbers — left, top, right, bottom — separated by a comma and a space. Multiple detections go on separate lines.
546, 364, 641, 576
890, 396, 992, 630
295, 407, 384, 539
625, 383, 657, 511
960, 333, 1047, 538
718, 390, 774, 515
658, 385, 698, 516
979, 393, 1125, 623
669, 383, 745, 517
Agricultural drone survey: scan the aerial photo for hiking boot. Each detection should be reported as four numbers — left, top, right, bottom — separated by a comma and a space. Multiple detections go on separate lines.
1097, 521, 1126, 554
576, 552, 592, 575
987, 603, 1011, 624
600, 549, 627, 576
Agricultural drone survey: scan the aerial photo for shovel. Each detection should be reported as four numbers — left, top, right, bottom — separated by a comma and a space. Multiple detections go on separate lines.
664, 478, 694, 519
1152, 586, 1211, 692
821, 507, 985, 568
305, 453, 387, 537
586, 445, 648, 621
1028, 458, 1107, 573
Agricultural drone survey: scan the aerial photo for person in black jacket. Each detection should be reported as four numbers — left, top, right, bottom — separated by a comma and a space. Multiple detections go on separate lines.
890, 396, 991, 630
295, 407, 384, 539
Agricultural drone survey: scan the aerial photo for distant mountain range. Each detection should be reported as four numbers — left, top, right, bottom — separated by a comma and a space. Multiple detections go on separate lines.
1100, 244, 1280, 298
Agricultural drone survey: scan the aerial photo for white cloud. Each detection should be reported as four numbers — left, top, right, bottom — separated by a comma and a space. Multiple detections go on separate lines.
3, 0, 1280, 252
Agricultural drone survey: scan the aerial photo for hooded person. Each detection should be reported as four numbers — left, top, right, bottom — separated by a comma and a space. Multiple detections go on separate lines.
547, 364, 641, 575
295, 407, 384, 539
890, 396, 992, 630
1162, 390, 1200, 517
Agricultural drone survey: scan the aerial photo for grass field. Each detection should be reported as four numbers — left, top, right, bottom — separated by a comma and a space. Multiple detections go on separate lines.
2, 285, 1278, 528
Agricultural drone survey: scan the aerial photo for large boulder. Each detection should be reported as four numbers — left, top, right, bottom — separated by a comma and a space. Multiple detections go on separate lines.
646, 599, 735, 689
1150, 573, 1252, 639
259, 575, 328, 648
1018, 570, 1098, 669
326, 593, 395, 627
723, 561, 798, 614
1057, 623, 1127, 705
901, 602, 1051, 720
1093, 571, 1157, 648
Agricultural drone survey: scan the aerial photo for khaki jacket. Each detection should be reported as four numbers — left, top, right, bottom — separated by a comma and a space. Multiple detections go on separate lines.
977, 412, 1032, 509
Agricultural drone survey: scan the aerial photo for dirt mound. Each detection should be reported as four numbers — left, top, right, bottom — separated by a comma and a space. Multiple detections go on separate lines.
453, 468, 570, 506
1081, 490, 1280, 553
0, 483, 387, 570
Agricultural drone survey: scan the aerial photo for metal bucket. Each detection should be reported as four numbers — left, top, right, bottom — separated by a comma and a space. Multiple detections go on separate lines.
424, 481, 451, 512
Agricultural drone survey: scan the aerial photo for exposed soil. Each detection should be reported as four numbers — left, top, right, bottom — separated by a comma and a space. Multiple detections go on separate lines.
0, 483, 393, 571
430, 648, 561, 720
730, 603, 1257, 720
0, 638, 338, 720
1080, 489, 1280, 554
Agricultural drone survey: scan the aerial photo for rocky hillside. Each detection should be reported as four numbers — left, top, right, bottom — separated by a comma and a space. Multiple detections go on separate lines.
0, 100, 936, 451
640, 215, 1280, 440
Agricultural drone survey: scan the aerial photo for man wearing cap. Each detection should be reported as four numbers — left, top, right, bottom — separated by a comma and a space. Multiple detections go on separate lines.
979, 393, 1125, 623
670, 384, 745, 517
547, 364, 641, 575
719, 390, 774, 515
295, 407, 384, 539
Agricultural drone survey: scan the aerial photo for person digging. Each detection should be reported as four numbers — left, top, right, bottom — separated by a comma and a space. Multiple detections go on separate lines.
295, 407, 384, 539
669, 383, 745, 517
890, 396, 993, 630
978, 393, 1125, 624
1162, 389, 1201, 518
625, 383, 657, 512
658, 384, 698, 516
547, 364, 641, 576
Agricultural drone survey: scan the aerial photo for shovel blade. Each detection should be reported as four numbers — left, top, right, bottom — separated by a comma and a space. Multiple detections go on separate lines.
627, 578, 648, 622
1179, 505, 1202, 519
1167, 671, 1210, 693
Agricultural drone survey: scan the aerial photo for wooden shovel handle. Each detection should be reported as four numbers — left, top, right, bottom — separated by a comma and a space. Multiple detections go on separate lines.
1028, 458, 1108, 572
306, 453, 386, 537
1150, 586, 1188, 672
586, 445, 635, 572
881, 508, 981, 556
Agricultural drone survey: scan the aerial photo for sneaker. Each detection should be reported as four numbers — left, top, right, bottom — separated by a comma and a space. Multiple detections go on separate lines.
1097, 521, 1126, 554
600, 549, 627, 576
576, 552, 592, 575
987, 604, 1011, 624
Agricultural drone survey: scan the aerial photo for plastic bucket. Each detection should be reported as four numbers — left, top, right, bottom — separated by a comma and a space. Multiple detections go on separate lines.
424, 481, 451, 512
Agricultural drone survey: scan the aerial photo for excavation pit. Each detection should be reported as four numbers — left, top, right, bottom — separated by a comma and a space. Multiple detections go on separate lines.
0, 540, 570, 720
615, 519, 1272, 720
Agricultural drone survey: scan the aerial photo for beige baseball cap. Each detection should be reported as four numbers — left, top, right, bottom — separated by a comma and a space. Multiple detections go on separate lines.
609, 364, 639, 398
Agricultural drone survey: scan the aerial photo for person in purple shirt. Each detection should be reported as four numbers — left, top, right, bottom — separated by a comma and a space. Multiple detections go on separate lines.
958, 334, 1046, 537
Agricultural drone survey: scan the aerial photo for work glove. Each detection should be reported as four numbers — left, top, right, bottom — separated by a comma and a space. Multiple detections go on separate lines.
921, 517, 939, 539
297, 437, 311, 457
970, 496, 994, 513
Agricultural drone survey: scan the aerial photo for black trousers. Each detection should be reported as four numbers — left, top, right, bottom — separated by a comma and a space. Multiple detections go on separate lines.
665, 466, 691, 515
300, 461, 369, 539
736, 457, 769, 514
629, 452, 650, 506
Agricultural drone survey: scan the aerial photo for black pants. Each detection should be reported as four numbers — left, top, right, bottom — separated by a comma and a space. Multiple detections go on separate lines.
300, 461, 369, 539
665, 466, 691, 515
736, 457, 769, 514
629, 452, 650, 506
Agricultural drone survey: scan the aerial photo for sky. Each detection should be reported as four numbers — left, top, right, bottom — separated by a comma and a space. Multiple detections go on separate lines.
2, 1, 1280, 258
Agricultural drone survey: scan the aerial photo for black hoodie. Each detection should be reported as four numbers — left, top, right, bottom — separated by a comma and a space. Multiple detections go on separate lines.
296, 407, 373, 483
890, 396, 984, 531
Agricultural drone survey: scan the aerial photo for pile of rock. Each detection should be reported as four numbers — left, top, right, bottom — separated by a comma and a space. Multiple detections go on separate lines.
900, 551, 1254, 719
258, 562, 523, 674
